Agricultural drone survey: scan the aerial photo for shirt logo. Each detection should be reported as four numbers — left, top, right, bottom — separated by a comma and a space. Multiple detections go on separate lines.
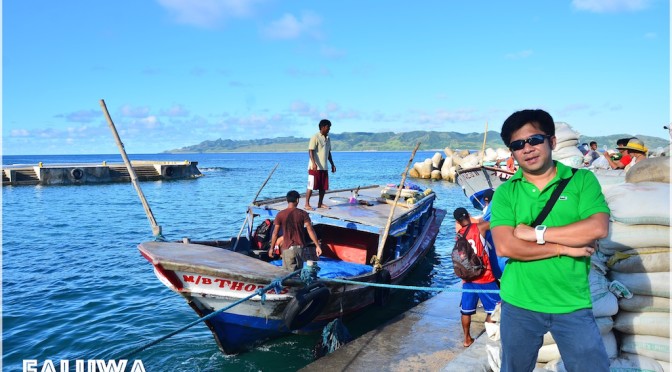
559, 196, 568, 201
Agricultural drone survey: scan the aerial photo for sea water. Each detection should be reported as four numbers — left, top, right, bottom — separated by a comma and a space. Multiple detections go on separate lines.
2, 151, 470, 371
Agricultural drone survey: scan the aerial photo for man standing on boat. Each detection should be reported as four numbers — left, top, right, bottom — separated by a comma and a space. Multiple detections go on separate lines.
490, 109, 610, 372
270, 190, 322, 271
306, 119, 336, 210
453, 207, 501, 348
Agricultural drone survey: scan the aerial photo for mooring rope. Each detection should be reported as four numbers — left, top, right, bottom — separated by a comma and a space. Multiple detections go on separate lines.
115, 264, 496, 360
114, 269, 301, 360
320, 277, 500, 293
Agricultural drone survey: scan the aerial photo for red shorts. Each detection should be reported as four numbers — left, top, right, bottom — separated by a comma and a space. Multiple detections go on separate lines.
308, 169, 329, 191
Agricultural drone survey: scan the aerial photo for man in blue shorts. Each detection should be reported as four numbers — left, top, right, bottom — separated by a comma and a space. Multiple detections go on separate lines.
306, 119, 336, 210
453, 207, 501, 347
490, 109, 610, 371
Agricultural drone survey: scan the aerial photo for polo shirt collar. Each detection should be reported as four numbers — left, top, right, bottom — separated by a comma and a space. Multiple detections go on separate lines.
509, 161, 573, 186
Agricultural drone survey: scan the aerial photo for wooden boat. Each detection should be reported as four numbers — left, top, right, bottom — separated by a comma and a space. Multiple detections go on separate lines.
455, 165, 514, 210
138, 184, 446, 354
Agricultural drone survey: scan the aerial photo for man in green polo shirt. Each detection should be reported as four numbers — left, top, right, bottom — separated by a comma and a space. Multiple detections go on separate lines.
490, 109, 610, 372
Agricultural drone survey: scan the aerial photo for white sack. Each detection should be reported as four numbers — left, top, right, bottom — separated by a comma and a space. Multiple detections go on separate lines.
604, 182, 670, 226
554, 139, 580, 151
537, 343, 560, 363
608, 250, 670, 273
552, 145, 584, 159
554, 122, 579, 142
557, 156, 583, 169
611, 353, 665, 372
619, 295, 670, 313
590, 270, 619, 317
614, 311, 670, 337
608, 271, 670, 298
620, 334, 671, 362
626, 156, 671, 184
598, 222, 670, 254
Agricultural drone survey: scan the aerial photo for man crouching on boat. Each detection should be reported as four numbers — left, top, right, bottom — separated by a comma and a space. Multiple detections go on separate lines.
269, 190, 322, 271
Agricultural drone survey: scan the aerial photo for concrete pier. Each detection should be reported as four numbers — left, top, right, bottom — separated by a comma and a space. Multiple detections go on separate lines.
300, 288, 491, 372
2, 160, 202, 186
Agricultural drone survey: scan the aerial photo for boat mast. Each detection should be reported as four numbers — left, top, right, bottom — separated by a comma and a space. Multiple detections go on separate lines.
373, 142, 420, 271
100, 99, 163, 240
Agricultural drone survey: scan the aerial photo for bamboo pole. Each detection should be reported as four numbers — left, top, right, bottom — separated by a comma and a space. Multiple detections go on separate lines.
479, 122, 488, 166
100, 99, 163, 239
232, 163, 279, 251
373, 142, 421, 270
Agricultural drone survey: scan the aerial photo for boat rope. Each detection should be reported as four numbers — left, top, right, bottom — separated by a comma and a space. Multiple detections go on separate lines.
319, 277, 500, 294
114, 269, 301, 361
300, 262, 321, 285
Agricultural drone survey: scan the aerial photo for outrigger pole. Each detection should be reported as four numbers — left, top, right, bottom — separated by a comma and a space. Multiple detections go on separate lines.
231, 162, 279, 251
100, 99, 164, 240
373, 142, 421, 271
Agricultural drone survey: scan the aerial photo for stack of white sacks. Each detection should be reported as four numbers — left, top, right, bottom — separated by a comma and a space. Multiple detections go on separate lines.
552, 122, 585, 169
408, 147, 511, 182
484, 156, 671, 372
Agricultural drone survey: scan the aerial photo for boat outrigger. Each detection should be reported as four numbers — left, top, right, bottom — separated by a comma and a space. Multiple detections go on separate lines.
139, 184, 446, 353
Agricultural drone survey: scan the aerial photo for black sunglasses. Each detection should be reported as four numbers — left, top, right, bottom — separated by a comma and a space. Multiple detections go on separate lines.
509, 134, 551, 151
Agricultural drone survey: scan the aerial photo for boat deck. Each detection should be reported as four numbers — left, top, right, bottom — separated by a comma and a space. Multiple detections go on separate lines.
252, 185, 435, 234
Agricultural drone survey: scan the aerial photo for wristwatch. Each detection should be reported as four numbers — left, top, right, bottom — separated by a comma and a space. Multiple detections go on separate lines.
535, 225, 547, 244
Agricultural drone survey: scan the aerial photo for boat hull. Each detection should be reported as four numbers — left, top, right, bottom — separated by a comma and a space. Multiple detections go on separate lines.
144, 208, 446, 354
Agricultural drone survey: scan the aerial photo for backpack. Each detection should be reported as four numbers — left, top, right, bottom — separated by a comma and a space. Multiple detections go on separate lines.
451, 224, 485, 281
252, 219, 273, 249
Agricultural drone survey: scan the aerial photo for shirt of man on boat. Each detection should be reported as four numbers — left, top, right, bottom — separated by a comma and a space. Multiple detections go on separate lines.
270, 190, 322, 271
306, 119, 336, 210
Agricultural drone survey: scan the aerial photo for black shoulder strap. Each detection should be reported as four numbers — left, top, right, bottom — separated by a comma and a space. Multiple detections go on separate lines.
459, 223, 473, 238
531, 168, 578, 227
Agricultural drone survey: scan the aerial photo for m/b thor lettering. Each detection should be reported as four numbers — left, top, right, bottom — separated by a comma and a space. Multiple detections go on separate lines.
23, 359, 145, 372
182, 274, 289, 294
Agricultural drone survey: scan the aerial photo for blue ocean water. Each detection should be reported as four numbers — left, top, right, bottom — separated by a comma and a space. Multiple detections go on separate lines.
2, 151, 472, 371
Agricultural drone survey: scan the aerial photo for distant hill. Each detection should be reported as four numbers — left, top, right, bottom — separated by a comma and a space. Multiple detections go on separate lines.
165, 131, 670, 153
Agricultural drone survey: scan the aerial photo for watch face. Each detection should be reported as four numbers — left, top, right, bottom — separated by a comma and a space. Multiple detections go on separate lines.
535, 225, 545, 231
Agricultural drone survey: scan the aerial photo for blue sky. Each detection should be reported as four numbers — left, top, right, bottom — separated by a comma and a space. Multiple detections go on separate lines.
3, 0, 670, 155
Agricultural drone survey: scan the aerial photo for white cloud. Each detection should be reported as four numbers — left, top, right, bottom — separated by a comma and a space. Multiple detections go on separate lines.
157, 0, 261, 28
61, 110, 100, 123
120, 105, 151, 118
571, 0, 651, 13
10, 129, 31, 137
261, 12, 323, 40
160, 104, 190, 117
504, 50, 534, 60
320, 45, 346, 59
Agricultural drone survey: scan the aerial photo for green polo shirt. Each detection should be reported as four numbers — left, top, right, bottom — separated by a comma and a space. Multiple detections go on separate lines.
490, 161, 610, 313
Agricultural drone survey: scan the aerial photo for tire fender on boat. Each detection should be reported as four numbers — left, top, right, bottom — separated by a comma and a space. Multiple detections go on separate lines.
283, 282, 330, 331
374, 269, 392, 307
71, 168, 84, 180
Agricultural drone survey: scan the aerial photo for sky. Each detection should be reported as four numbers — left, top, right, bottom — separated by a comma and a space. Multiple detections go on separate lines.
2, 0, 670, 155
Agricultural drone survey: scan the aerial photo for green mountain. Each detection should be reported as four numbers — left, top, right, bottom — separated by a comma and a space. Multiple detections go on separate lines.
166, 131, 670, 153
